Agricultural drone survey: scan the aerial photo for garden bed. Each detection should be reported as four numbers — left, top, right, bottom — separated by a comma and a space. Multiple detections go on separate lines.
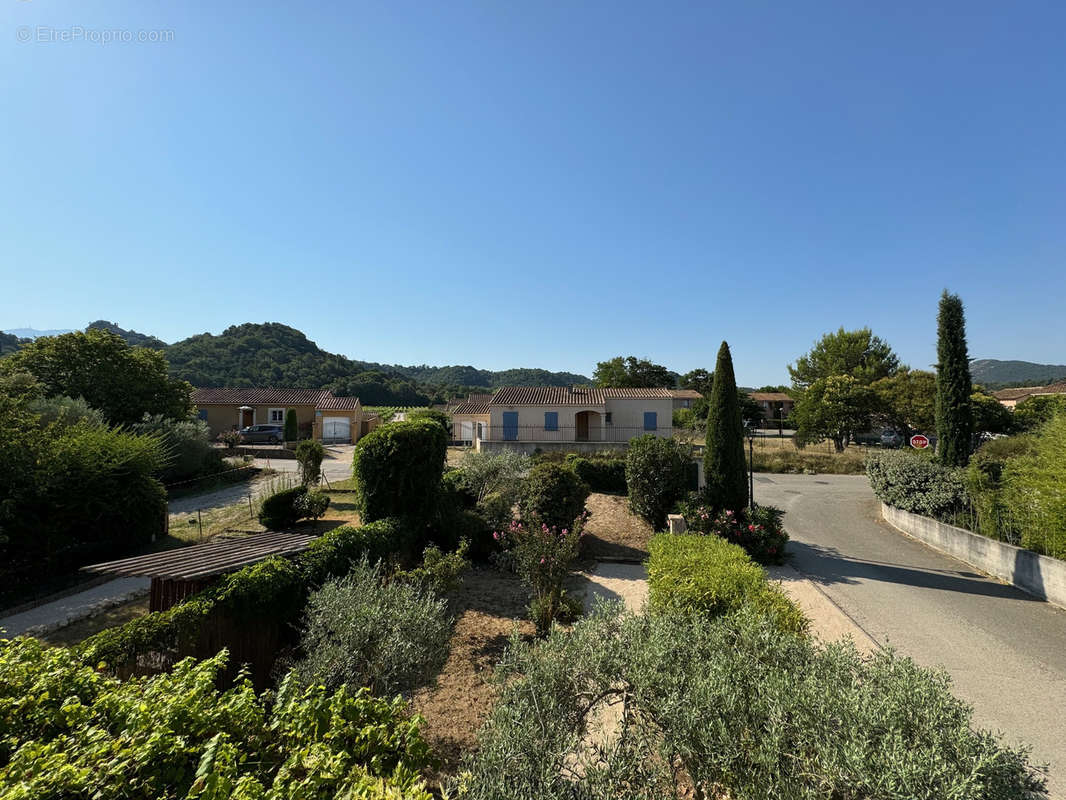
579, 493, 654, 561
410, 566, 533, 782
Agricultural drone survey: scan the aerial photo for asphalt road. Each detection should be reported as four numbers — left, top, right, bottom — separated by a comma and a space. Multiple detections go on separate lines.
756, 473, 1066, 797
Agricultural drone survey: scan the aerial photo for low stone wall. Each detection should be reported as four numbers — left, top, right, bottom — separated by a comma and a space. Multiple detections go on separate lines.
881, 503, 1066, 610
219, 446, 297, 460
476, 440, 630, 455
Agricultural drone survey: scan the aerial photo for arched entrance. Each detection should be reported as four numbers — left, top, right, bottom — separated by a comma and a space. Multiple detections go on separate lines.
574, 410, 602, 442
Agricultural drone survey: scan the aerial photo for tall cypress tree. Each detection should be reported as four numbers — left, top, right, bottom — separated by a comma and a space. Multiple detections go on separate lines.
704, 341, 748, 511
935, 290, 973, 466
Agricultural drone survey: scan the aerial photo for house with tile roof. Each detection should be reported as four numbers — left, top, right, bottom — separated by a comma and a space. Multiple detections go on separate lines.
471, 386, 675, 453
750, 391, 794, 426
192, 387, 363, 443
992, 382, 1066, 409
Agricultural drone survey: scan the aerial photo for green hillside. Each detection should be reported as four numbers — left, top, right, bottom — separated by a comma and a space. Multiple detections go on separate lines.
970, 358, 1066, 388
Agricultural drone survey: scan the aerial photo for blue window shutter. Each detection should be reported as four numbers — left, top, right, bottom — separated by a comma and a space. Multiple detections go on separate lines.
644, 411, 657, 431
198, 409, 208, 421
544, 411, 558, 431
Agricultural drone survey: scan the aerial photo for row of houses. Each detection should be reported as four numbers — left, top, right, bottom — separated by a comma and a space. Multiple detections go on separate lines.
991, 382, 1066, 409
191, 385, 800, 448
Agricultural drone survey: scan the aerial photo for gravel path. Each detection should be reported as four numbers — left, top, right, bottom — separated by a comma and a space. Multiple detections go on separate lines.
571, 562, 648, 614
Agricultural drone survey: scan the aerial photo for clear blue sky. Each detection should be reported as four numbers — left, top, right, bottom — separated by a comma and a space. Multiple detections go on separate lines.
3, 1, 1064, 386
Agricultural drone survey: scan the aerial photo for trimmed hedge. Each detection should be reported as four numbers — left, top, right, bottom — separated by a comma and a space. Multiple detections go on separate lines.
865, 449, 967, 520
565, 455, 627, 494
518, 462, 590, 530
78, 519, 406, 671
647, 533, 806, 634
352, 419, 447, 524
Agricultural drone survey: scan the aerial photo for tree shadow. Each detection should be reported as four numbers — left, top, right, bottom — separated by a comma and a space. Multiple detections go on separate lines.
788, 540, 1039, 601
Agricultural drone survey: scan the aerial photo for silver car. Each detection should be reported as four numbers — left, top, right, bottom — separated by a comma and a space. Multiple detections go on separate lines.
238, 424, 284, 444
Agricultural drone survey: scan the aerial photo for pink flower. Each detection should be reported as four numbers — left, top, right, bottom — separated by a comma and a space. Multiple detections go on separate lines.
492, 531, 500, 540
540, 557, 546, 564
561, 528, 568, 536
748, 524, 755, 532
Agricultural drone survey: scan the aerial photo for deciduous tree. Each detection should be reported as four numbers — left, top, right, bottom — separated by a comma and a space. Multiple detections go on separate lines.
872, 369, 936, 434
794, 375, 877, 452
789, 327, 901, 390
594, 356, 674, 388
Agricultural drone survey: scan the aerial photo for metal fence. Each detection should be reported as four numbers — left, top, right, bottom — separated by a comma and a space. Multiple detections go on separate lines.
477, 425, 667, 443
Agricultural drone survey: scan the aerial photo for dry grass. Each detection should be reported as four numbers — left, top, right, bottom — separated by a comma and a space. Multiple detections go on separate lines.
750, 437, 868, 474
581, 493, 655, 560
410, 567, 533, 783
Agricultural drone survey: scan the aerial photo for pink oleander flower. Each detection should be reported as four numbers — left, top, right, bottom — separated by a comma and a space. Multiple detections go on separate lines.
540, 557, 546, 564
561, 528, 568, 536
748, 524, 755, 532
492, 531, 500, 541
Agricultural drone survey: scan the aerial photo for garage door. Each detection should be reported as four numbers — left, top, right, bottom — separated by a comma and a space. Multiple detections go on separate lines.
460, 421, 474, 442
322, 416, 351, 443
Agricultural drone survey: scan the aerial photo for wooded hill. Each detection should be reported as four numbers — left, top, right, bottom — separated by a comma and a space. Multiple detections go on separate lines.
969, 358, 1066, 388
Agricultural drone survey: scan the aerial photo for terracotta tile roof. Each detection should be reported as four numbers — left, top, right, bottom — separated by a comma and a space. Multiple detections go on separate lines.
491, 386, 607, 405
751, 392, 793, 402
466, 393, 494, 403
489, 386, 675, 405
603, 387, 675, 399
193, 387, 359, 410
667, 389, 703, 399
992, 386, 1043, 400
451, 401, 491, 415
991, 383, 1066, 401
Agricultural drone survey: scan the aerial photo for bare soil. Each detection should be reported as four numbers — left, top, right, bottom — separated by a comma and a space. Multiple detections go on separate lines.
410, 566, 534, 781
580, 493, 655, 561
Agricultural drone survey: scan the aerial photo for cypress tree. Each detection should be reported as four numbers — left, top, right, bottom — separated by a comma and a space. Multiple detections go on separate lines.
284, 408, 299, 442
704, 341, 748, 511
935, 290, 973, 466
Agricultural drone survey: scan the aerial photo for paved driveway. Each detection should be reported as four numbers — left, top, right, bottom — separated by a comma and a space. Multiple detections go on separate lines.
756, 473, 1066, 797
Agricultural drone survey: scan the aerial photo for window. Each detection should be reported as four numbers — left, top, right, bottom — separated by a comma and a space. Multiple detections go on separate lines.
643, 411, 657, 431
269, 408, 285, 423
681, 399, 691, 408
544, 411, 558, 431
605, 412, 612, 425
198, 409, 208, 421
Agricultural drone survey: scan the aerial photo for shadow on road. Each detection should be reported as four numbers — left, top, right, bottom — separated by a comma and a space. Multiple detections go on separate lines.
788, 541, 1039, 602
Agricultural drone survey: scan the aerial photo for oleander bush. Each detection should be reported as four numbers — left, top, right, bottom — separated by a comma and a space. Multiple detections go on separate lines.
290, 557, 452, 696
565, 455, 627, 494
459, 605, 1045, 800
625, 435, 691, 529
518, 462, 590, 531
647, 533, 806, 634
865, 449, 967, 520
677, 496, 789, 564
0, 638, 433, 800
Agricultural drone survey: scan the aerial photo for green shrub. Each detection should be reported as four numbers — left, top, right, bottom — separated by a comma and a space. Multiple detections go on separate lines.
404, 407, 451, 432
1001, 414, 1066, 560
566, 455, 627, 494
518, 462, 590, 530
677, 497, 789, 564
353, 419, 448, 525
0, 638, 433, 799
460, 605, 1044, 800
1014, 394, 1066, 431
294, 438, 325, 484
132, 413, 224, 484
291, 557, 452, 696
865, 449, 967, 520
27, 394, 107, 429
625, 435, 690, 529
284, 407, 298, 441
258, 484, 309, 529
455, 449, 530, 504
647, 533, 806, 634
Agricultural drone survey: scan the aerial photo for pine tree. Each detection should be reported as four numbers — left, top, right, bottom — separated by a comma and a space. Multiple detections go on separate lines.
704, 341, 748, 511
935, 291, 973, 466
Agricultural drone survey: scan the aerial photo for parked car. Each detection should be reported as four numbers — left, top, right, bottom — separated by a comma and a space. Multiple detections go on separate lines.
239, 424, 284, 444
880, 429, 904, 448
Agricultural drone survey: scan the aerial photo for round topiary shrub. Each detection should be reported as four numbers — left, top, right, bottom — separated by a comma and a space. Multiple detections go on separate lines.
518, 462, 590, 530
258, 485, 309, 530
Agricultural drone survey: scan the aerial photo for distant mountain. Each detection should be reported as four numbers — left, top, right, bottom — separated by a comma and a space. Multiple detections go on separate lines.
389, 364, 591, 388
86, 320, 168, 349
970, 359, 1066, 389
2, 327, 75, 339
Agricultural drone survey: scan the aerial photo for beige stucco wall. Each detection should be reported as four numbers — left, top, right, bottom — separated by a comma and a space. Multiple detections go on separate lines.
486, 397, 672, 442
451, 413, 491, 441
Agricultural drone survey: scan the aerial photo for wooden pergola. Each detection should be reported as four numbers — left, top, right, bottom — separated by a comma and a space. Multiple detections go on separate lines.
83, 531, 318, 612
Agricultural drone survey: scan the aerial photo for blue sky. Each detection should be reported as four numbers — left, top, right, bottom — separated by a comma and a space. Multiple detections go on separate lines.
3, 1, 1064, 386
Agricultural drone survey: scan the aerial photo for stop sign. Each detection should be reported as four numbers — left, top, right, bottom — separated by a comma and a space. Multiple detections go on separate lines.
910, 434, 930, 449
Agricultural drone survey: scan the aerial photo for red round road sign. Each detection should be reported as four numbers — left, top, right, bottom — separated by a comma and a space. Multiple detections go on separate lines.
910, 434, 930, 449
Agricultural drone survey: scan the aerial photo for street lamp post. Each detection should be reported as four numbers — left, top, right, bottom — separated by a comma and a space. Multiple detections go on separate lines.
746, 420, 756, 511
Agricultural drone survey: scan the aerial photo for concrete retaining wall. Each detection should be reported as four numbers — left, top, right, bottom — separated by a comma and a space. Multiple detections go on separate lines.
477, 440, 630, 455
881, 503, 1066, 610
